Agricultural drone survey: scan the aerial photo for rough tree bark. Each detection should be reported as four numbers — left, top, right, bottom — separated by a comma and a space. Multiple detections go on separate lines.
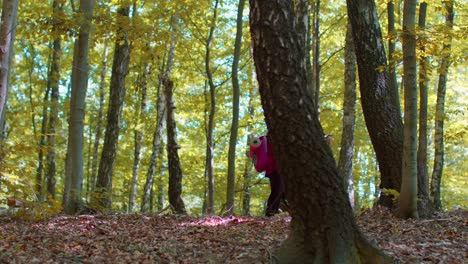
249, 0, 391, 262
346, 0, 404, 209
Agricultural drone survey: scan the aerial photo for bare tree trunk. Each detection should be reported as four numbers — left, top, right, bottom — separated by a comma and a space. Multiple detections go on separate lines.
399, 0, 418, 219
346, 0, 404, 209
311, 0, 321, 115
204, 0, 220, 215
387, 1, 401, 110
129, 64, 149, 213
36, 81, 50, 202
89, 41, 108, 199
45, 0, 64, 200
63, 0, 95, 214
431, 1, 454, 211
338, 20, 357, 208
242, 73, 255, 216
416, 2, 433, 218
94, 5, 131, 211
249, 0, 391, 261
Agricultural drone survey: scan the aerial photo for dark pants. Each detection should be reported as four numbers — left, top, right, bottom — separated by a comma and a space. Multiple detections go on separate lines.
265, 170, 285, 216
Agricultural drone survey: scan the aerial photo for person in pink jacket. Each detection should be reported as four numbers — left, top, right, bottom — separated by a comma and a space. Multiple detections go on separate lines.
249, 134, 285, 216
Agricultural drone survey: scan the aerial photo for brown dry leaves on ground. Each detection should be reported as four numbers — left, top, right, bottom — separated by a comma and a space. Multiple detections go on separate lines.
0, 208, 466, 263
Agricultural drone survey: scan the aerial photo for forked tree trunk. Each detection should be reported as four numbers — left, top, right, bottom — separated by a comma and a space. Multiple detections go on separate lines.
249, 0, 391, 262
431, 1, 454, 211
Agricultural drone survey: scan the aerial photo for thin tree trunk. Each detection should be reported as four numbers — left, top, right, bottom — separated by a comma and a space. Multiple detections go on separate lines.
45, 0, 64, 200
416, 2, 433, 218
94, 5, 131, 211
63, 0, 95, 214
249, 0, 391, 261
129, 64, 149, 213
338, 20, 357, 208
90, 41, 108, 196
399, 0, 418, 219
205, 0, 219, 215
242, 72, 255, 216
346, 0, 404, 209
387, 1, 401, 110
311, 0, 321, 115
431, 1, 454, 211
36, 82, 50, 202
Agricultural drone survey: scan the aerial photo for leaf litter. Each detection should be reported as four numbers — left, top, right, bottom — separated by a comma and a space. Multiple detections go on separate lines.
0, 208, 466, 263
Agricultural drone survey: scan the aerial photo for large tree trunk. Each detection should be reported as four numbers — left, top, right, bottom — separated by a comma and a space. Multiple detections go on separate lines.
63, 0, 95, 214
249, 0, 391, 262
311, 0, 321, 114
129, 64, 149, 213
204, 0, 219, 215
45, 0, 64, 200
338, 20, 357, 208
399, 0, 418, 219
346, 0, 403, 209
416, 2, 433, 218
94, 5, 131, 211
431, 1, 454, 211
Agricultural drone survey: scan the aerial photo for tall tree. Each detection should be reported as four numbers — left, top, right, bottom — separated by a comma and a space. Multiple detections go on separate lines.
311, 0, 321, 114
63, 0, 95, 214
0, 0, 19, 151
416, 2, 433, 218
249, 0, 391, 262
94, 5, 131, 210
346, 0, 404, 208
431, 0, 454, 211
161, 12, 186, 214
204, 0, 220, 215
338, 20, 357, 207
226, 0, 245, 216
90, 41, 108, 195
45, 0, 64, 200
387, 1, 401, 110
399, 0, 418, 219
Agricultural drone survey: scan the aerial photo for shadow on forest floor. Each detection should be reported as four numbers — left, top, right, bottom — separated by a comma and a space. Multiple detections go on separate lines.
0, 207, 466, 263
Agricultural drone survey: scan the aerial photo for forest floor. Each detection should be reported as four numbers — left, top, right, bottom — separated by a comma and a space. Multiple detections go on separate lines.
0, 207, 466, 263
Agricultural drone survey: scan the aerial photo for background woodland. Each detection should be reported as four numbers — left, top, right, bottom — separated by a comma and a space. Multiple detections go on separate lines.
0, 0, 466, 218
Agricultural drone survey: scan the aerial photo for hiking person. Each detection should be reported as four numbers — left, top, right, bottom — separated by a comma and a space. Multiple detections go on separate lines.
249, 133, 285, 216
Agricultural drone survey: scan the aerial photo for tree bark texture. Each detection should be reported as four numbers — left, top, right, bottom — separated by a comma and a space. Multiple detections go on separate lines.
387, 1, 401, 110
399, 0, 419, 219
95, 6, 131, 211
311, 0, 321, 115
416, 2, 433, 218
338, 20, 357, 208
63, 0, 94, 214
431, 1, 454, 211
249, 0, 391, 262
0, 0, 18, 133
164, 79, 186, 215
45, 0, 64, 200
346, 0, 403, 208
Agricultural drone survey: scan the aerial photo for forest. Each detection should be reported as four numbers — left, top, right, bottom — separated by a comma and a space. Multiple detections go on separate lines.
0, 0, 466, 262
